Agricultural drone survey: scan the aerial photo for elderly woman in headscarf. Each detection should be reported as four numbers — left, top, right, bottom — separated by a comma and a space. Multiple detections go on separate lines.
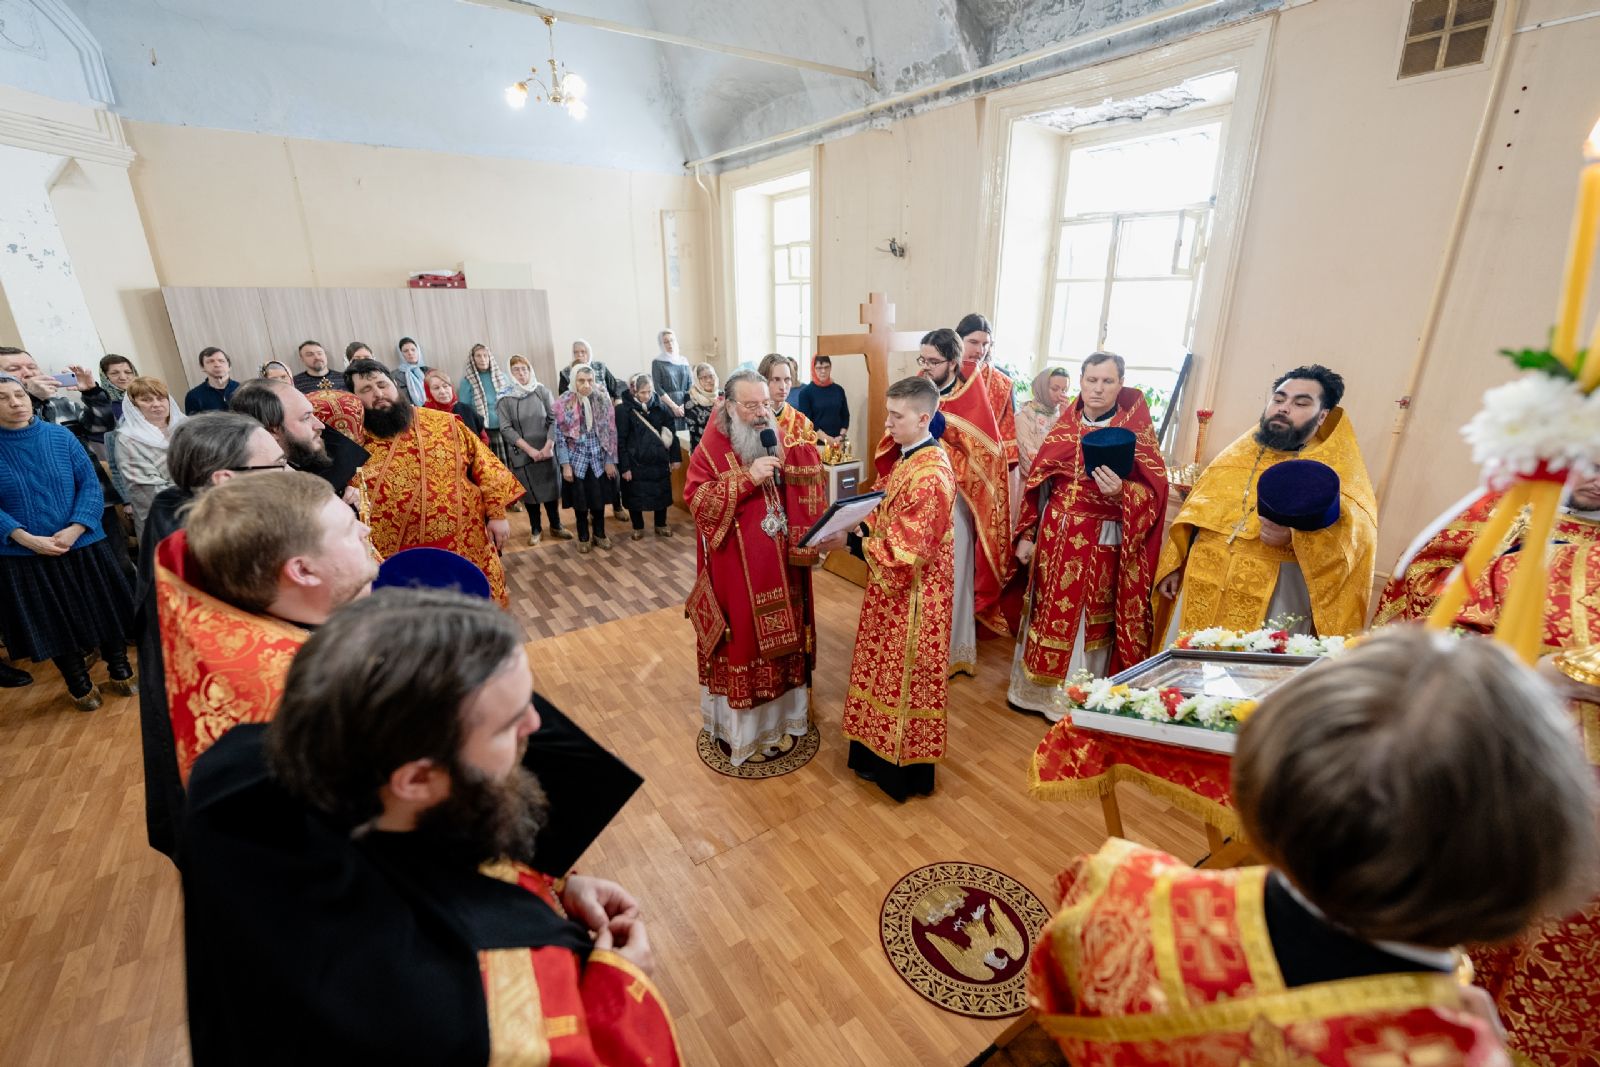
1017, 367, 1072, 480
97, 354, 137, 424
558, 338, 623, 399
497, 354, 570, 546
553, 364, 618, 554
260, 360, 295, 385
650, 327, 691, 432
115, 376, 187, 536
617, 372, 682, 539
459, 343, 514, 469
393, 336, 431, 406
684, 362, 720, 452
0, 373, 137, 711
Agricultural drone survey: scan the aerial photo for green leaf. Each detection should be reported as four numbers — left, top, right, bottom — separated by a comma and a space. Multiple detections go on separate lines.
1498, 345, 1578, 380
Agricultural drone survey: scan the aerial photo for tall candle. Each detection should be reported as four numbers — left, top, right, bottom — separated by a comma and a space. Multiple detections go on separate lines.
1558, 119, 1600, 377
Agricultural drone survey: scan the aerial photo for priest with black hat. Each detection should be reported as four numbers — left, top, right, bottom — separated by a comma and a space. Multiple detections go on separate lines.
1007, 352, 1168, 718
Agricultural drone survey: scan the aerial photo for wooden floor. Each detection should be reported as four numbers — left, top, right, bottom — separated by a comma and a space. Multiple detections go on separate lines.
0, 567, 1211, 1067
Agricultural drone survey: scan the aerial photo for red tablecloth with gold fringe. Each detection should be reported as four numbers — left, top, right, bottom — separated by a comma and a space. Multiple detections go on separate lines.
1028, 717, 1240, 837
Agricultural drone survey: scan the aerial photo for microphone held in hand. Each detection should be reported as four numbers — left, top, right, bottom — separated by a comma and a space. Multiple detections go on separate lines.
758, 427, 782, 487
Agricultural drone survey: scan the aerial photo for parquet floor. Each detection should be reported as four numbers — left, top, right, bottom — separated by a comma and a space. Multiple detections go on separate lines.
0, 567, 1211, 1067
502, 504, 697, 641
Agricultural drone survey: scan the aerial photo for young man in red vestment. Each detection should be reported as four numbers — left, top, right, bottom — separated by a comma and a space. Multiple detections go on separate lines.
759, 352, 819, 447
685, 369, 827, 766
347, 358, 524, 607
157, 470, 377, 786
956, 312, 1018, 470
829, 376, 956, 801
1030, 629, 1597, 1066
181, 589, 681, 1066
1009, 352, 1167, 717
881, 328, 1013, 676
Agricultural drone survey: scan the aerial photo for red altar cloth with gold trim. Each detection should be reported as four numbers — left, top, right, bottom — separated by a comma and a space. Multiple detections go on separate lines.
684, 419, 826, 709
479, 861, 683, 1066
840, 440, 956, 766
876, 370, 1014, 634
1029, 717, 1240, 837
361, 406, 524, 607
154, 530, 307, 783
1029, 840, 1507, 1066
1012, 387, 1168, 678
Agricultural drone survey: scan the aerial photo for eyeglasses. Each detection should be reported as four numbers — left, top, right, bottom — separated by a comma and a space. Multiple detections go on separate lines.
733, 399, 772, 412
229, 461, 291, 472
916, 356, 955, 368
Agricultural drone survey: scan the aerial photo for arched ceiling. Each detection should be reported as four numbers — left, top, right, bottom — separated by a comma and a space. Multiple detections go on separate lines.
17, 0, 1237, 173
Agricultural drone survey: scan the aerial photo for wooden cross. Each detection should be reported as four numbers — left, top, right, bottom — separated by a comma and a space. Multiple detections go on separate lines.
814, 291, 928, 488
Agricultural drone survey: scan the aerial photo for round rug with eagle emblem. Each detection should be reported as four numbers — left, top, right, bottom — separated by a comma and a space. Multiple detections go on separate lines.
879, 861, 1052, 1018
695, 725, 820, 779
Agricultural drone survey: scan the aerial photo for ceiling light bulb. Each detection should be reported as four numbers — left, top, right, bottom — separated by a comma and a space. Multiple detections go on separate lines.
505, 82, 528, 109
567, 97, 588, 121
563, 73, 587, 99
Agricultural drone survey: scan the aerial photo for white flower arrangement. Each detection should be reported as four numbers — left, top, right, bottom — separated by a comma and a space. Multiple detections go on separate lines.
1460, 373, 1600, 485
1062, 669, 1258, 734
1171, 620, 1346, 658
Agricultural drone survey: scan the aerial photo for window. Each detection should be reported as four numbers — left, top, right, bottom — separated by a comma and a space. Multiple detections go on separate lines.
1399, 0, 1494, 78
1042, 122, 1222, 402
730, 169, 810, 368
770, 189, 811, 364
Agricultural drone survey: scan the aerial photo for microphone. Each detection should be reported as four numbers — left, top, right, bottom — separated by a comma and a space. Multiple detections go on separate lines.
758, 427, 782, 487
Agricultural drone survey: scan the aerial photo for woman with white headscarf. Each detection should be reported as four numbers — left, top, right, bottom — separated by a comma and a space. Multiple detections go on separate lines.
114, 376, 187, 536
393, 336, 431, 406
498, 355, 570, 546
650, 327, 691, 432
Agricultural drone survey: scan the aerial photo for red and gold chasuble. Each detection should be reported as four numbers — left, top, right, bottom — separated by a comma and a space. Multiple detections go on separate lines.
361, 407, 524, 607
1453, 546, 1600, 1067
684, 420, 826, 709
154, 530, 307, 783
1014, 388, 1168, 680
962, 357, 1019, 469
308, 390, 365, 442
774, 402, 818, 446
840, 441, 957, 766
877, 372, 1014, 635
1375, 488, 1600, 625
478, 862, 683, 1067
1030, 840, 1506, 1066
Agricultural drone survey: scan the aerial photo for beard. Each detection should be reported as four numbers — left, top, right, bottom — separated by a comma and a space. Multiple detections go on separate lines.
363, 394, 415, 438
414, 756, 550, 867
727, 413, 771, 465
284, 432, 332, 472
1254, 414, 1317, 451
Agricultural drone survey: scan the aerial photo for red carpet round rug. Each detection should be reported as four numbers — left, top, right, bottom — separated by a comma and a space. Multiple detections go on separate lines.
695, 725, 820, 779
879, 861, 1052, 1018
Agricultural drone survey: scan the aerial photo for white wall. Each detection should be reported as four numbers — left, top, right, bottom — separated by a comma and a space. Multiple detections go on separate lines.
124, 121, 705, 385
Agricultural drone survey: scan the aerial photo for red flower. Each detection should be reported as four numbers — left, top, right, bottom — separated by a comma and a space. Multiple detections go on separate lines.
1066, 685, 1088, 705
1270, 630, 1289, 654
1159, 687, 1184, 718
1175, 634, 1192, 649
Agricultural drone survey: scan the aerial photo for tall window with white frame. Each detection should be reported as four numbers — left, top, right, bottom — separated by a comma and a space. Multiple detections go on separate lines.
770, 189, 811, 365
1044, 120, 1223, 413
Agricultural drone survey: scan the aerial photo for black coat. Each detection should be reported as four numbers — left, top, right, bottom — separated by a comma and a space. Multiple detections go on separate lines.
617, 395, 681, 512
136, 486, 191, 862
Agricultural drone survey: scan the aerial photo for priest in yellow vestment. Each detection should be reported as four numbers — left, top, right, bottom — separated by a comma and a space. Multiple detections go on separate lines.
347, 359, 524, 607
831, 377, 956, 802
1152, 365, 1375, 647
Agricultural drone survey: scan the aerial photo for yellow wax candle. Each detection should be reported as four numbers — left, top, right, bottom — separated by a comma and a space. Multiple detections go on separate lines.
1426, 483, 1529, 630
1558, 119, 1600, 373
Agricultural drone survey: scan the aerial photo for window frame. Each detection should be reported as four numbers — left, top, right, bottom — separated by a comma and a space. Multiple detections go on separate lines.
1396, 0, 1499, 82
769, 187, 812, 364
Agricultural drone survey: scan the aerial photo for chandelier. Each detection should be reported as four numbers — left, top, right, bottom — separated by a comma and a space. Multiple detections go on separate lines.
504, 14, 588, 120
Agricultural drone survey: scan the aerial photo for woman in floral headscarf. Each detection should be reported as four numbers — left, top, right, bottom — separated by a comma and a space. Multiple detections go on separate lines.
459, 343, 514, 468
97, 354, 137, 423
553, 365, 618, 554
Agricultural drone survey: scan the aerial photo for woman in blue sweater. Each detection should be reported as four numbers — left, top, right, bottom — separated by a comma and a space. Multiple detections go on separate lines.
0, 374, 136, 711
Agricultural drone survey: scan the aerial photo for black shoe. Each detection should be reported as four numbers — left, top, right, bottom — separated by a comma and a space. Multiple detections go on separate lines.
0, 662, 32, 688
105, 652, 136, 696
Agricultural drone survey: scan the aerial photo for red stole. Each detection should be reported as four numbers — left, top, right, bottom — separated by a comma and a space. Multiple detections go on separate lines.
684, 420, 826, 665
154, 530, 307, 782
1012, 388, 1168, 672
877, 371, 1014, 634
